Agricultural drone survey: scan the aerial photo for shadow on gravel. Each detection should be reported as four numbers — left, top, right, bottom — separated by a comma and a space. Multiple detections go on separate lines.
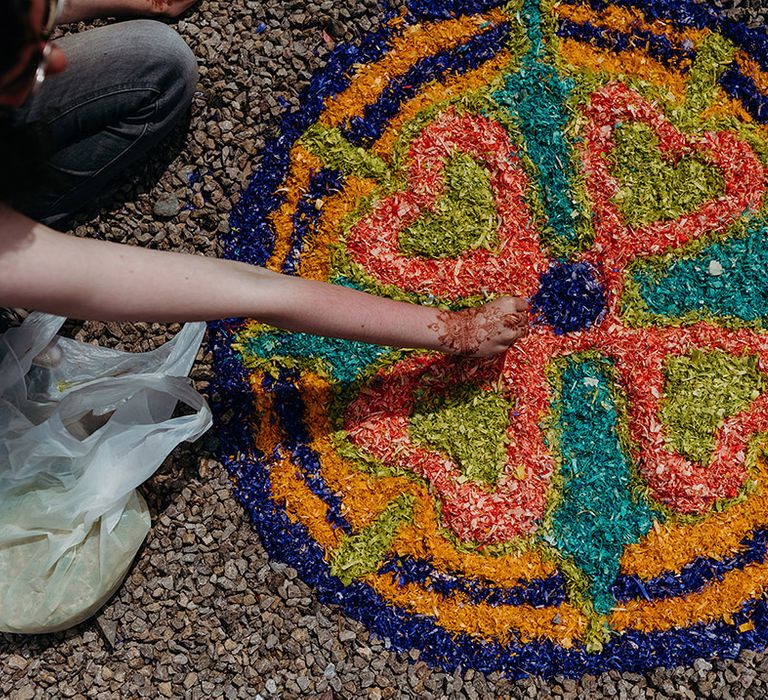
63, 112, 194, 236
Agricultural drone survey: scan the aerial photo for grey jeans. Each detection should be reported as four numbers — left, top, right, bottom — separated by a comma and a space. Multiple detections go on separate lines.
13, 20, 198, 227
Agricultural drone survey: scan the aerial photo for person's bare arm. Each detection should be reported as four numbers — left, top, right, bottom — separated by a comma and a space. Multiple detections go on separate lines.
58, 0, 197, 23
0, 207, 528, 356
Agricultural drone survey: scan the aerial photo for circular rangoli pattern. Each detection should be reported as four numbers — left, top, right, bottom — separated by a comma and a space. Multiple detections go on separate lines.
212, 0, 768, 677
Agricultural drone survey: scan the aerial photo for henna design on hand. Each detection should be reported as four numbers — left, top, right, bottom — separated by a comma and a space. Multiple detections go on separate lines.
430, 306, 525, 355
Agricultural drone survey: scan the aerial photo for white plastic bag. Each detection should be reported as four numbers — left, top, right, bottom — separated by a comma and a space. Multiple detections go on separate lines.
0, 313, 212, 634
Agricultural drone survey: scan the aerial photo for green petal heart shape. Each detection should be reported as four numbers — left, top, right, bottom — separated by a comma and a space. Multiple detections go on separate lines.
661, 349, 766, 464
609, 122, 725, 229
409, 382, 512, 487
398, 152, 499, 258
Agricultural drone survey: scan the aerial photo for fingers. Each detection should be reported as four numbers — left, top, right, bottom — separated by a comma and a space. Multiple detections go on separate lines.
511, 296, 529, 314
502, 322, 529, 344
501, 311, 528, 330
471, 332, 526, 357
470, 314, 529, 357
491, 297, 530, 333
490, 295, 529, 315
153, 0, 199, 17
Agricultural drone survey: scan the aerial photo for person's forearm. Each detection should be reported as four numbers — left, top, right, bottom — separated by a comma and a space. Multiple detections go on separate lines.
0, 212, 527, 354
67, 240, 444, 349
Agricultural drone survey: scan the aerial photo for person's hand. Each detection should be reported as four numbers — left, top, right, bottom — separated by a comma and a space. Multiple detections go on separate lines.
57, 0, 200, 23
430, 297, 529, 357
147, 0, 198, 17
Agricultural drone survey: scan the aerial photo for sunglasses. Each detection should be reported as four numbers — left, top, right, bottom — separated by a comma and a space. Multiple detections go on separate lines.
31, 0, 65, 95
0, 0, 64, 101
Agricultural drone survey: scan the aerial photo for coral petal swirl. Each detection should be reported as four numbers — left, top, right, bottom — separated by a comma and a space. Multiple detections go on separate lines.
581, 82, 766, 283
345, 109, 547, 299
344, 353, 555, 544
598, 323, 768, 513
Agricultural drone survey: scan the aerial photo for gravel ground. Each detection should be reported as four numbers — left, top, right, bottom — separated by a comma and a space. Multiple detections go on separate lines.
2, 0, 768, 698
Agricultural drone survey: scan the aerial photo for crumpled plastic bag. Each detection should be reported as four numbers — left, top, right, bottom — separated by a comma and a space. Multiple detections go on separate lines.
0, 313, 212, 634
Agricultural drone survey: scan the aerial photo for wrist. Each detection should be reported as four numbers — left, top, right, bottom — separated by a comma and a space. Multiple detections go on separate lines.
428, 308, 472, 355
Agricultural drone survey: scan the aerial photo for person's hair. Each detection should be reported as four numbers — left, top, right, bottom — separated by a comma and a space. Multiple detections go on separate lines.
0, 0, 55, 209
0, 0, 31, 76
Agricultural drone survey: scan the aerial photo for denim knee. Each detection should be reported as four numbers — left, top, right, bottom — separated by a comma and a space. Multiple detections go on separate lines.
122, 20, 198, 127
10, 20, 199, 225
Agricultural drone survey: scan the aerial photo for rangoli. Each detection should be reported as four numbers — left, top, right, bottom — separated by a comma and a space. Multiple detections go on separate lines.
211, 0, 768, 677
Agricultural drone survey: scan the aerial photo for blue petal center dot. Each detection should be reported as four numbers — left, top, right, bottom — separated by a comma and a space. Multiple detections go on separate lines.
532, 261, 607, 334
